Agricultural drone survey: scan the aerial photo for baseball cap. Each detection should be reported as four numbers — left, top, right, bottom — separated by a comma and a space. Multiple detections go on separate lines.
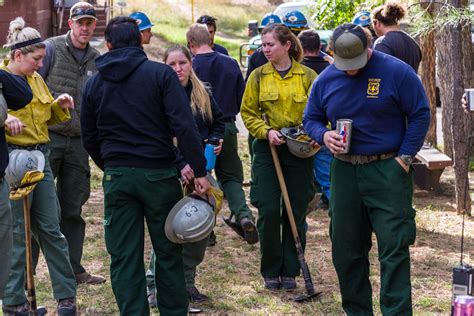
70, 2, 97, 21
332, 23, 368, 71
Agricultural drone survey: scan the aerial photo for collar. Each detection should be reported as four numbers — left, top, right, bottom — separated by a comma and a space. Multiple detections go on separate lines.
261, 59, 305, 77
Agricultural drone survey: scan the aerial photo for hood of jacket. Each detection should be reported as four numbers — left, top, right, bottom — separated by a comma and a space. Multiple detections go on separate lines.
95, 47, 147, 82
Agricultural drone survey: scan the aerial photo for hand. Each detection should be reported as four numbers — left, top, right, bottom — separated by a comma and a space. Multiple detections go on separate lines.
462, 93, 469, 113
309, 140, 320, 147
194, 176, 211, 195
323, 130, 345, 154
395, 157, 410, 173
214, 139, 224, 155
323, 55, 334, 64
180, 164, 195, 184
5, 114, 26, 136
267, 129, 285, 146
56, 94, 74, 109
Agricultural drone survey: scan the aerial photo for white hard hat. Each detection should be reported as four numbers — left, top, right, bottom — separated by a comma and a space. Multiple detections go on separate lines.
5, 150, 45, 188
164, 195, 215, 244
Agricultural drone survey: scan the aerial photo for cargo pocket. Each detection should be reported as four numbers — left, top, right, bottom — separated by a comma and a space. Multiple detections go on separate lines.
102, 170, 123, 228
250, 175, 260, 208
144, 168, 181, 202
292, 94, 308, 104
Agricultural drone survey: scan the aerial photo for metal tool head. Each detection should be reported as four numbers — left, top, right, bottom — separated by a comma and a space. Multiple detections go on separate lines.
293, 290, 322, 303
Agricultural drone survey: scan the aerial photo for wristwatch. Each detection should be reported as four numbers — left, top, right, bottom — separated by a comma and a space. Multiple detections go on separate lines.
398, 155, 414, 165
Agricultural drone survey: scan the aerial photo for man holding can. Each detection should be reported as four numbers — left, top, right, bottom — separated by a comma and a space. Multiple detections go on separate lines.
303, 23, 430, 315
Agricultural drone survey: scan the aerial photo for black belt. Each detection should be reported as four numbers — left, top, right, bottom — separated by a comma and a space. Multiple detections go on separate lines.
335, 152, 397, 165
8, 143, 47, 151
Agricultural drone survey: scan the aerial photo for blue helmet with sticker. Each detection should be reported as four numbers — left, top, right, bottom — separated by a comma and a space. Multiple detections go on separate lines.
260, 13, 282, 28
352, 11, 371, 27
283, 10, 308, 30
129, 11, 154, 31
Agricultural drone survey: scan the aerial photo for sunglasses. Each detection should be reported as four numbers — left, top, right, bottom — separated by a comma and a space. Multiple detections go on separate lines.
71, 8, 96, 18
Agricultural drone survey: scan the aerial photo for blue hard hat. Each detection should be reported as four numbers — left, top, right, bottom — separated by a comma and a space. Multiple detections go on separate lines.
260, 13, 282, 28
352, 11, 371, 27
283, 10, 308, 29
129, 11, 154, 31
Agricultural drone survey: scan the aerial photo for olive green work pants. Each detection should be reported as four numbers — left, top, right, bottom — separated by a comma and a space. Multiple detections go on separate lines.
250, 139, 314, 278
102, 166, 188, 316
329, 158, 416, 315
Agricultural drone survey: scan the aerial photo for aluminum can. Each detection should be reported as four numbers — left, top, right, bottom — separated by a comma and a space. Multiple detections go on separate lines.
465, 89, 474, 112
452, 295, 474, 316
336, 119, 353, 154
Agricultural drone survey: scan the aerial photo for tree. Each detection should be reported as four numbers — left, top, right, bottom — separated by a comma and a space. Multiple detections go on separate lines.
307, 0, 384, 30
435, 0, 472, 214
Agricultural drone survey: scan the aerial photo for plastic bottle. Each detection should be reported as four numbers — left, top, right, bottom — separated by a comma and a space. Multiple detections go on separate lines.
204, 136, 220, 171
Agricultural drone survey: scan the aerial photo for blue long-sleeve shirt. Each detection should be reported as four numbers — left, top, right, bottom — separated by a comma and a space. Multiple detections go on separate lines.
303, 50, 430, 156
192, 51, 245, 120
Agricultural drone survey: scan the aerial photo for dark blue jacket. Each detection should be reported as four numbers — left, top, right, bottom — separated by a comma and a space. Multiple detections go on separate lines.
303, 50, 430, 156
213, 43, 228, 56
174, 82, 225, 171
192, 52, 245, 120
80, 47, 206, 177
1, 71, 33, 177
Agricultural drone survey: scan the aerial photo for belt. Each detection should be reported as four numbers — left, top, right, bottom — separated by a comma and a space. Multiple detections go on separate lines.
335, 152, 397, 165
8, 143, 47, 151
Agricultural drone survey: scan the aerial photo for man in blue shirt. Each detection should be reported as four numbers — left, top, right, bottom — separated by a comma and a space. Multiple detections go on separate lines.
196, 15, 229, 56
187, 23, 258, 245
303, 23, 430, 315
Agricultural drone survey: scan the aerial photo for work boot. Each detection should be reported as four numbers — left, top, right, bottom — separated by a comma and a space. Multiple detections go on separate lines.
75, 272, 106, 285
280, 276, 297, 290
207, 230, 217, 247
240, 217, 259, 245
148, 292, 157, 309
186, 286, 209, 303
263, 277, 280, 290
2, 301, 30, 316
57, 297, 76, 316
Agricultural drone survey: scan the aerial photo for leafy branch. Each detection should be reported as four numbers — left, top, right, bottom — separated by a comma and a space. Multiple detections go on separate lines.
408, 1, 473, 37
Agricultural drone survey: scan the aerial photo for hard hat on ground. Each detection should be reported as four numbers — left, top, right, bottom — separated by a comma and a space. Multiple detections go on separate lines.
165, 194, 215, 244
283, 10, 308, 30
129, 11, 154, 31
5, 150, 45, 189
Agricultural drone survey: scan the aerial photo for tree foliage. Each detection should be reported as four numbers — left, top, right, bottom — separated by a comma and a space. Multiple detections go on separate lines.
306, 0, 384, 30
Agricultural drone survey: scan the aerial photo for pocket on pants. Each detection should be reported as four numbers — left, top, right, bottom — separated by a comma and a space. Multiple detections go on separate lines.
250, 176, 260, 208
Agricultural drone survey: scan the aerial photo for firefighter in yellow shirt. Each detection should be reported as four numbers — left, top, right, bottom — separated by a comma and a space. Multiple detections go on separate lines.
1, 17, 78, 315
241, 23, 317, 291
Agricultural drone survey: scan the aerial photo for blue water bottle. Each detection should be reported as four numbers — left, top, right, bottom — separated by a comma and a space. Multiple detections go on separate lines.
204, 137, 220, 171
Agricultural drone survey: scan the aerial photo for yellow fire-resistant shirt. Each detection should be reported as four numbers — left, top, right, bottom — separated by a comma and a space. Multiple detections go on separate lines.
1, 61, 70, 146
241, 60, 316, 139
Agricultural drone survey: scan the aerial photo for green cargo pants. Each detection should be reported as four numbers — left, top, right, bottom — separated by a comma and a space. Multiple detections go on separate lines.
330, 158, 416, 315
251, 139, 314, 278
0, 177, 12, 298
103, 167, 188, 316
4, 150, 76, 305
48, 132, 90, 274
147, 235, 210, 293
215, 122, 253, 222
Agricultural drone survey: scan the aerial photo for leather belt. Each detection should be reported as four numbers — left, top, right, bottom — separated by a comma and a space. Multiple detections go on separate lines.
8, 143, 47, 151
335, 152, 397, 165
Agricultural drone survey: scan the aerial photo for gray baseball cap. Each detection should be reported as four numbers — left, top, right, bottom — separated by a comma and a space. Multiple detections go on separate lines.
332, 23, 368, 71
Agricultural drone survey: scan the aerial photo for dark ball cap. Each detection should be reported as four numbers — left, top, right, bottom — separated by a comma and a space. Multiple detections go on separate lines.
332, 23, 368, 71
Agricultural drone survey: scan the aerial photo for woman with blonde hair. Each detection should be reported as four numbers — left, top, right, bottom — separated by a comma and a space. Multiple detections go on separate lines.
371, 2, 422, 72
145, 44, 224, 306
1, 17, 77, 316
241, 23, 317, 290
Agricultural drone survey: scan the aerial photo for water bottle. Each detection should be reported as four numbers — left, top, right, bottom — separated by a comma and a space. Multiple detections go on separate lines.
204, 136, 220, 171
